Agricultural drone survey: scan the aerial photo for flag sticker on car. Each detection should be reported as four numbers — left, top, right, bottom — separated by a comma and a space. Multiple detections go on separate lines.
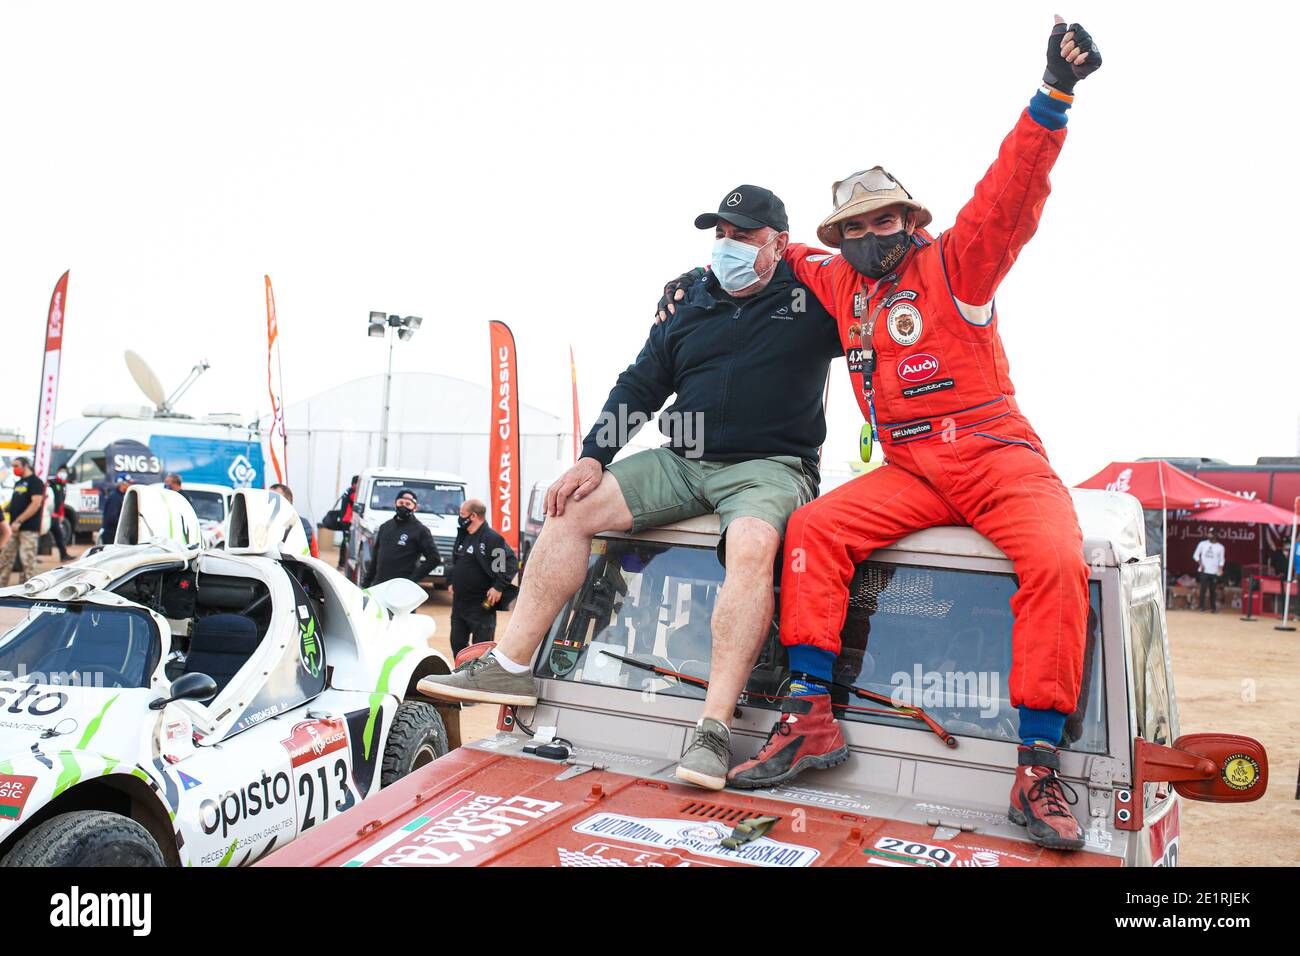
572, 813, 819, 867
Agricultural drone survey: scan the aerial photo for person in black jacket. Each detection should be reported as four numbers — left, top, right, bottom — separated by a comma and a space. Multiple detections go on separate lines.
100, 474, 132, 544
48, 466, 73, 561
419, 184, 843, 792
448, 499, 519, 658
360, 488, 441, 590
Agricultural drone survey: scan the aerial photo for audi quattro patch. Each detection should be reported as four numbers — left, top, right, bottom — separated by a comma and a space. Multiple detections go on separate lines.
896, 353, 939, 383
901, 379, 955, 398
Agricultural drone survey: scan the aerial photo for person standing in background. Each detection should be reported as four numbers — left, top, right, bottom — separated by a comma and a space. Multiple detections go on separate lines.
1, 457, 45, 585
47, 465, 73, 561
337, 475, 358, 569
1193, 528, 1226, 613
100, 474, 131, 544
361, 488, 441, 589
269, 482, 318, 558
447, 499, 519, 659
164, 473, 183, 492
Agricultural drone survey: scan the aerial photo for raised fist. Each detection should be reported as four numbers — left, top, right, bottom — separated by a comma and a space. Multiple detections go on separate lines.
1043, 15, 1102, 94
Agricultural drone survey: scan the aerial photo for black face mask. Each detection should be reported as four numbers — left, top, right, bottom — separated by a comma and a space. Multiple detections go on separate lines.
840, 230, 911, 279
394, 505, 414, 521
457, 515, 471, 530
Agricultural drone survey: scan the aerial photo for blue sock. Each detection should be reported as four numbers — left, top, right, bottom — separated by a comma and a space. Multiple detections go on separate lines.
787, 645, 834, 696
1017, 707, 1068, 748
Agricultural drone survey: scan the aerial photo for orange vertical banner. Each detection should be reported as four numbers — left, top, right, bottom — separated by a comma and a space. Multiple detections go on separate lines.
569, 344, 580, 464
32, 271, 69, 479
489, 320, 521, 552
265, 275, 288, 484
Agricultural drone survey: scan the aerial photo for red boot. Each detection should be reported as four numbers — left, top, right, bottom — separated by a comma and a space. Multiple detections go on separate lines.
1008, 744, 1084, 851
728, 693, 849, 790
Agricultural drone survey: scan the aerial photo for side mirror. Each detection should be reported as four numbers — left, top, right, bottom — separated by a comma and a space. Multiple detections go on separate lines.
353, 502, 365, 516
1165, 733, 1268, 803
1119, 733, 1268, 832
149, 672, 219, 711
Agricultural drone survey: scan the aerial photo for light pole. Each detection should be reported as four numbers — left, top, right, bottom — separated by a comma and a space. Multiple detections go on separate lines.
368, 312, 422, 467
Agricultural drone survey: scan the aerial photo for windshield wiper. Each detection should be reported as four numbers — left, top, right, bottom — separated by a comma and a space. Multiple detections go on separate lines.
598, 649, 710, 689
598, 650, 956, 748
834, 684, 957, 749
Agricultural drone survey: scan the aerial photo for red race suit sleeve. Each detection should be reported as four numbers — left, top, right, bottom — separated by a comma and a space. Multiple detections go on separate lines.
940, 108, 1066, 325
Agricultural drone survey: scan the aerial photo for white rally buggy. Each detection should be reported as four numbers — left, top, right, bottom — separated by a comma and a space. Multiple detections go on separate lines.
0, 484, 461, 866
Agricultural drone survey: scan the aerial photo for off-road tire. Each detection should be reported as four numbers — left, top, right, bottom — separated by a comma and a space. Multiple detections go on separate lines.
2, 810, 165, 867
380, 701, 449, 787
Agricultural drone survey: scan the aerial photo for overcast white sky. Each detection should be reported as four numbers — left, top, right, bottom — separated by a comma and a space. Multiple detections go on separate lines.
2, 1, 1296, 486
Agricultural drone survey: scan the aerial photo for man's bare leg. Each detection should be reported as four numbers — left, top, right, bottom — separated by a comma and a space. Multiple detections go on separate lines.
696, 517, 781, 726
674, 517, 780, 789
494, 474, 634, 667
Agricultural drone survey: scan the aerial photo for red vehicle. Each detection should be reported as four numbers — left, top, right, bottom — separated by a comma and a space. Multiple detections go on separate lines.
266, 491, 1267, 868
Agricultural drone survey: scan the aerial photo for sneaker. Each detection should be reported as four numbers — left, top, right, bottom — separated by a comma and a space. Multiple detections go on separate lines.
1007, 744, 1084, 851
417, 653, 538, 707
674, 718, 732, 791
728, 693, 848, 790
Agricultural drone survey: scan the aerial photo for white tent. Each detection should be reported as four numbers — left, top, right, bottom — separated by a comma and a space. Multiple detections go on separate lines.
279, 372, 571, 522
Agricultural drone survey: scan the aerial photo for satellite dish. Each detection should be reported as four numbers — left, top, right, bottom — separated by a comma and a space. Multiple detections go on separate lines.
125, 351, 167, 410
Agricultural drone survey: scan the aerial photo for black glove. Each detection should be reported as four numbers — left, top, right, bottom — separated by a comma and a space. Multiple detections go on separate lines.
654, 267, 707, 323
1043, 19, 1102, 94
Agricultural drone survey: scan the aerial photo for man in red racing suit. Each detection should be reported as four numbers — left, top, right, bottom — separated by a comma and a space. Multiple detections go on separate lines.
728, 18, 1103, 852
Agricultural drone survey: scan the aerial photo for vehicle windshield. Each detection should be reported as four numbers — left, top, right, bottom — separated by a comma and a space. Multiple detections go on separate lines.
180, 489, 227, 521
0, 599, 161, 689
368, 478, 464, 515
538, 538, 1107, 754
49, 448, 76, 472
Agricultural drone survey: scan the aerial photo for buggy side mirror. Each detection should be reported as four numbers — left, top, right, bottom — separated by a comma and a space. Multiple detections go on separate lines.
149, 672, 219, 710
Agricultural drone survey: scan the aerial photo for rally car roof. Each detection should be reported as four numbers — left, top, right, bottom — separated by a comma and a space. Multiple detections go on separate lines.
633, 488, 1146, 568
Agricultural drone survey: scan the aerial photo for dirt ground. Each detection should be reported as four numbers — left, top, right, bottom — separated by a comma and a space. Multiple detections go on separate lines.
25, 541, 1296, 866
1163, 608, 1299, 866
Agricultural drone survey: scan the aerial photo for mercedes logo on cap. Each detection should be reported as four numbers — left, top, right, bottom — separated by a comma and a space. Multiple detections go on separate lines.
726, 192, 742, 206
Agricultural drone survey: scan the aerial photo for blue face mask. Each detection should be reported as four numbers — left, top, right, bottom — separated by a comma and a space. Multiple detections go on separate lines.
711, 235, 777, 293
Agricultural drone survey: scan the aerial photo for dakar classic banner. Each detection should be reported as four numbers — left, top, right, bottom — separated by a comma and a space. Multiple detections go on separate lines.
32, 271, 69, 479
488, 320, 520, 552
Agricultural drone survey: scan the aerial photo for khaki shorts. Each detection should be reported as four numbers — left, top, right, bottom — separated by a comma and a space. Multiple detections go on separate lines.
607, 448, 817, 537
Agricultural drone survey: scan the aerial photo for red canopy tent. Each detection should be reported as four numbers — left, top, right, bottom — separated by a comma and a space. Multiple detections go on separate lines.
1074, 461, 1244, 510
1190, 498, 1295, 525
1074, 461, 1246, 576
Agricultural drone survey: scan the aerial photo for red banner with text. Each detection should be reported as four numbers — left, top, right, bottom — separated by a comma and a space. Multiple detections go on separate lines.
32, 271, 69, 479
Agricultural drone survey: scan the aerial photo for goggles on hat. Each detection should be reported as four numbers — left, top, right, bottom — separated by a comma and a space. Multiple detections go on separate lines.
832, 168, 913, 209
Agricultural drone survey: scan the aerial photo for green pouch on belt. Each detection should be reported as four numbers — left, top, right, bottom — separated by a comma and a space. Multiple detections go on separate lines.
860, 422, 874, 463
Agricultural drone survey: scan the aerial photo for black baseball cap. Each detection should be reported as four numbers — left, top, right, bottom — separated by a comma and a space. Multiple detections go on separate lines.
694, 185, 789, 233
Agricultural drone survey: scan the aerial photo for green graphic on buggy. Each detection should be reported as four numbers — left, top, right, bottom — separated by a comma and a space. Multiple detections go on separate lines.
218, 839, 237, 867
77, 694, 119, 749
364, 645, 413, 759
299, 617, 322, 679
